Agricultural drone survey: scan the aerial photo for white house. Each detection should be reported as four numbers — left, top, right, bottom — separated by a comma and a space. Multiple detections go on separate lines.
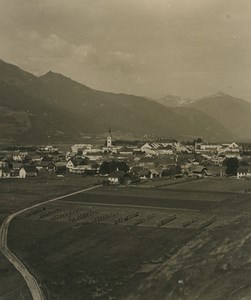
108, 170, 125, 184
149, 168, 162, 179
19, 167, 26, 178
12, 151, 28, 161
66, 158, 97, 174
44, 145, 58, 152
237, 167, 251, 179
71, 144, 92, 153
12, 154, 22, 161
221, 142, 240, 153
141, 143, 174, 155
200, 144, 222, 152
19, 166, 38, 178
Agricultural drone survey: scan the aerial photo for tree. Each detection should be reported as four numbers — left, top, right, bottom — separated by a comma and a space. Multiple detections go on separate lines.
162, 165, 181, 177
225, 157, 239, 176
196, 138, 203, 143
193, 137, 203, 146
239, 160, 249, 166
99, 161, 129, 174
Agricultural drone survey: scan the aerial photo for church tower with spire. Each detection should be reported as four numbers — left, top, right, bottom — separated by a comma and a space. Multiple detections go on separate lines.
106, 128, 112, 148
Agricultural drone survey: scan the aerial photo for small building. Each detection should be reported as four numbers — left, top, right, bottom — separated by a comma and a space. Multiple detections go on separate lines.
0, 167, 12, 178
34, 161, 56, 172
11, 162, 24, 170
119, 147, 134, 156
55, 162, 67, 174
43, 145, 58, 153
141, 143, 174, 155
19, 166, 38, 178
148, 168, 162, 179
205, 166, 226, 177
44, 162, 56, 172
138, 169, 149, 180
237, 167, 251, 179
12, 154, 22, 161
108, 170, 125, 184
191, 165, 208, 177
66, 157, 97, 174
71, 144, 92, 153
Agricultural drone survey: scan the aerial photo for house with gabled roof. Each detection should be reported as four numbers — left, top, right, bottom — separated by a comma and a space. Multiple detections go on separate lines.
190, 165, 208, 177
19, 166, 38, 178
205, 166, 226, 177
221, 142, 240, 154
141, 143, 174, 155
66, 157, 97, 174
34, 161, 56, 172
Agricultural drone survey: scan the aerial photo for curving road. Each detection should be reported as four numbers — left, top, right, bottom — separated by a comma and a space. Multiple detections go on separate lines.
0, 185, 101, 300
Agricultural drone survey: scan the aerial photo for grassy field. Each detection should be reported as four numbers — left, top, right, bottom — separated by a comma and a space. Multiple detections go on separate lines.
2, 177, 251, 299
127, 194, 251, 300
9, 217, 196, 300
87, 185, 233, 202
0, 175, 100, 300
0, 174, 101, 219
160, 177, 251, 193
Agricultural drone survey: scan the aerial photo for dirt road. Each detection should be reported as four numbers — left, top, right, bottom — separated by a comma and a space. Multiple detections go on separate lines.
0, 185, 101, 300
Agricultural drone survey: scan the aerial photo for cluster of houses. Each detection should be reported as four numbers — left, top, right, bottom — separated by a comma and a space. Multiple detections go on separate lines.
0, 131, 251, 182
0, 145, 61, 178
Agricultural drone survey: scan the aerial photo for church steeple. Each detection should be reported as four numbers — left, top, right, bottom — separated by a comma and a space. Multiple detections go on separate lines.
106, 127, 112, 147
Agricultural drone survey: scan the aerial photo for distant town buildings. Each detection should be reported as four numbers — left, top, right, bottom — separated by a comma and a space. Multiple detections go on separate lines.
0, 137, 250, 181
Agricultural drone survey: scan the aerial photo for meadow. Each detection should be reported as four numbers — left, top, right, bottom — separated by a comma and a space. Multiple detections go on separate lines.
0, 175, 100, 300
1, 177, 251, 299
161, 177, 251, 193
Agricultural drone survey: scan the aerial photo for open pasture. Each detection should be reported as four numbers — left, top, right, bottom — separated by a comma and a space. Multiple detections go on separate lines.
6, 187, 250, 300
59, 186, 231, 214
8, 214, 197, 300
3, 180, 250, 300
0, 175, 100, 300
161, 177, 251, 193
8, 192, 250, 300
86, 185, 231, 201
0, 175, 100, 219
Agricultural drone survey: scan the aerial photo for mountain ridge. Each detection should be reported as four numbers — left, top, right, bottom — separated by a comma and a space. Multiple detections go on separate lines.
189, 92, 251, 140
156, 94, 197, 107
0, 59, 242, 143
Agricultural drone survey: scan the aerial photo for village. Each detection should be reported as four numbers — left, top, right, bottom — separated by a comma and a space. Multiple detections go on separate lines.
0, 130, 251, 183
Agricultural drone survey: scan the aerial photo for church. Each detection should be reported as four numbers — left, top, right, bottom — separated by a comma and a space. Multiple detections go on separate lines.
106, 128, 112, 148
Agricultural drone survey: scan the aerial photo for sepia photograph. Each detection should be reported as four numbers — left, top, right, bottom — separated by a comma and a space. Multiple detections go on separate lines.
0, 0, 250, 299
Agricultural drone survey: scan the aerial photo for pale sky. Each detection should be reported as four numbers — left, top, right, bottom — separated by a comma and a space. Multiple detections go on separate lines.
0, 0, 251, 100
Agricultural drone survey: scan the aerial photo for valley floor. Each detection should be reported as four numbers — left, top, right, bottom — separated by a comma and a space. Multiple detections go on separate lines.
0, 177, 250, 299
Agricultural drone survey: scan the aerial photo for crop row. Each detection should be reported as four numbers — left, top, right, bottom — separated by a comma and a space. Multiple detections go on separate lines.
183, 216, 198, 228
157, 214, 177, 227
114, 212, 139, 225
22, 206, 46, 217
133, 213, 156, 226
40, 208, 62, 219
199, 216, 217, 230
94, 211, 119, 222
